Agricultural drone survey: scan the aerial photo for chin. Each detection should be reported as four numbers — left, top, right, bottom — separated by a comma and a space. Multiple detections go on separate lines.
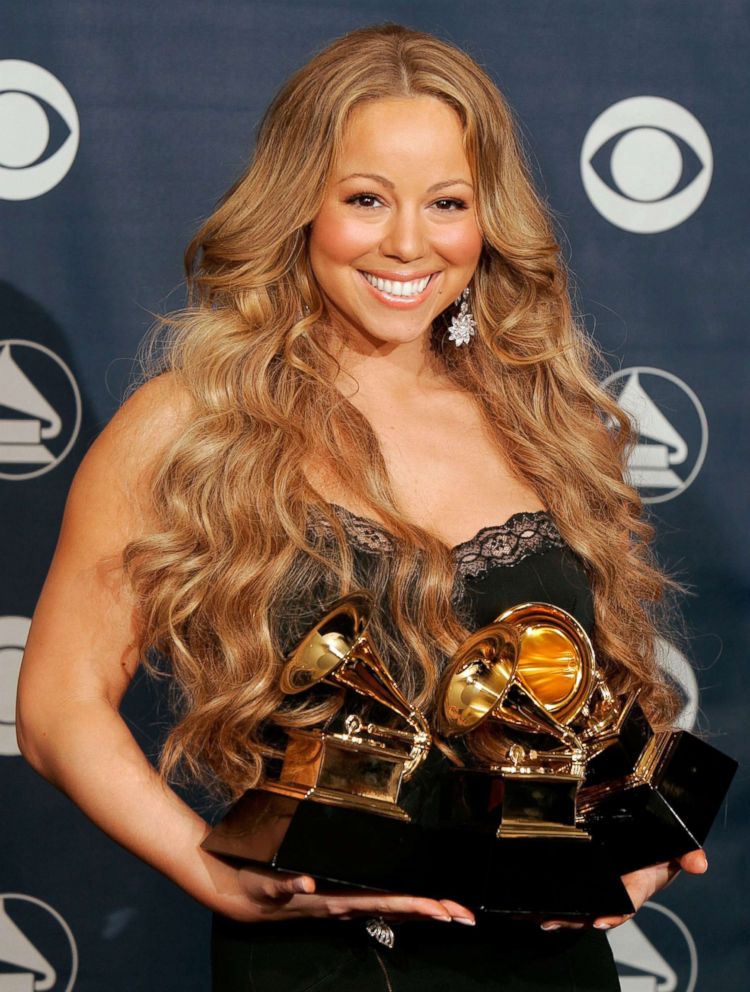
360, 323, 432, 347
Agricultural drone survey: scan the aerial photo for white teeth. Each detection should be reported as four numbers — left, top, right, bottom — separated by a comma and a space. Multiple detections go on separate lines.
362, 272, 431, 297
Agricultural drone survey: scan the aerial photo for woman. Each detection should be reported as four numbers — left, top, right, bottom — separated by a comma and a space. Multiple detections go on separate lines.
17, 22, 706, 992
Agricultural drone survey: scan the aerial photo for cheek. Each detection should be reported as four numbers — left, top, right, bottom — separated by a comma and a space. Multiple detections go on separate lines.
436, 221, 484, 264
310, 206, 376, 266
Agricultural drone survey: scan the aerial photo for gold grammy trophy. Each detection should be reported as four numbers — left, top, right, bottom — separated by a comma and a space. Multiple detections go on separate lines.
202, 593, 435, 892
486, 601, 736, 877
432, 603, 633, 917
275, 592, 431, 819
576, 685, 738, 875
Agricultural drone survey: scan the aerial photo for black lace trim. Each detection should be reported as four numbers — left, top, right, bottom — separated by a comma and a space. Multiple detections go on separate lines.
322, 505, 397, 555
310, 504, 565, 582
451, 512, 566, 580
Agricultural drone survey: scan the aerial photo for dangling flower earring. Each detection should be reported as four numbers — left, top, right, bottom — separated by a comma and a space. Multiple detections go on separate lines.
447, 287, 476, 347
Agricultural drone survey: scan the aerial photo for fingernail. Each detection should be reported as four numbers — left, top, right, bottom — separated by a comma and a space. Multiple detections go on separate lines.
432, 915, 453, 922
541, 922, 561, 931
594, 922, 611, 930
699, 853, 708, 871
452, 916, 476, 926
292, 878, 310, 893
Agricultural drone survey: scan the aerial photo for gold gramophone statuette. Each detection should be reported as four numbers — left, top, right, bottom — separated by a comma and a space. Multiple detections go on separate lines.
489, 603, 737, 874
201, 596, 641, 915
438, 611, 592, 840
431, 603, 637, 918
264, 592, 431, 821
202, 592, 437, 895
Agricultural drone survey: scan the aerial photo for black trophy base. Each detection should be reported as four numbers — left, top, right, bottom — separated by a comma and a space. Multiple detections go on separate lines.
581, 730, 738, 874
476, 835, 633, 919
420, 820, 634, 919
201, 787, 432, 894
420, 767, 634, 920
202, 785, 634, 918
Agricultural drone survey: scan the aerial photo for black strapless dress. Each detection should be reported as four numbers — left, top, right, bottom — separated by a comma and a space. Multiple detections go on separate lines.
211, 509, 620, 991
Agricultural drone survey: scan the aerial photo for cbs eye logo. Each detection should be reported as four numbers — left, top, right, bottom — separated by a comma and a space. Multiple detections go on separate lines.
581, 96, 712, 233
0, 60, 80, 201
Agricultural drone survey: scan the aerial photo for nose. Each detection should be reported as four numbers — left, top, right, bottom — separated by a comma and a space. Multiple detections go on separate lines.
379, 205, 426, 263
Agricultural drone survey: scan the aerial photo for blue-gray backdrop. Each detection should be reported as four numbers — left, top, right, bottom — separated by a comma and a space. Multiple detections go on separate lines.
1, 2, 747, 990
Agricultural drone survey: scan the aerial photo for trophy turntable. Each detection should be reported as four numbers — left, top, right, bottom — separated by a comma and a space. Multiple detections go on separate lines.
432, 599, 736, 913
432, 603, 634, 917
202, 592, 434, 891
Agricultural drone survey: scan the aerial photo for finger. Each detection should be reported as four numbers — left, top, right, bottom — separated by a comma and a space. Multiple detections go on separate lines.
256, 874, 316, 904
323, 892, 454, 921
620, 870, 657, 912
592, 914, 635, 930
540, 919, 586, 931
438, 899, 476, 925
324, 910, 453, 924
678, 849, 708, 874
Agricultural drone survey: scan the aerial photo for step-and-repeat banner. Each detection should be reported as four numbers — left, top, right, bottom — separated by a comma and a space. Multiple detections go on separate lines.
2, 3, 747, 989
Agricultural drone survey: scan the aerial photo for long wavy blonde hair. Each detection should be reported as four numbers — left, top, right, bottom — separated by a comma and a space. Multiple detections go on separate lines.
124, 22, 680, 801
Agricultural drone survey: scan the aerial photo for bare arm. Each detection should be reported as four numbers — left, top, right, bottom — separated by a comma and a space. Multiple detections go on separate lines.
16, 374, 252, 918
16, 374, 472, 926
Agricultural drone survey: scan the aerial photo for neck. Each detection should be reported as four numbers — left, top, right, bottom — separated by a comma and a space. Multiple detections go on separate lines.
324, 319, 451, 402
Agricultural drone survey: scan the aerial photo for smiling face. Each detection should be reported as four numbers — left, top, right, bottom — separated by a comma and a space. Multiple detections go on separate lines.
308, 96, 484, 350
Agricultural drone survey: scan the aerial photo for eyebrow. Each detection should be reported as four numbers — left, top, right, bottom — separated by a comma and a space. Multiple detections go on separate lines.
337, 172, 473, 193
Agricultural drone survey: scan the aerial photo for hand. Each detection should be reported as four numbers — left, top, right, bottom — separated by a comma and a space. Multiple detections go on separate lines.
540, 848, 708, 932
227, 863, 476, 926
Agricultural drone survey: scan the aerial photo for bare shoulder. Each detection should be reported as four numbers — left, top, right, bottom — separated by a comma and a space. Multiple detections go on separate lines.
73, 371, 196, 526
54, 367, 198, 573
101, 371, 195, 463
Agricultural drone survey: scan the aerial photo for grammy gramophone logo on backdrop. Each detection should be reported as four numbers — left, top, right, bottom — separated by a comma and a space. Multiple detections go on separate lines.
0, 894, 78, 991
0, 615, 30, 758
0, 341, 81, 481
610, 901, 698, 992
602, 367, 708, 504
654, 637, 698, 733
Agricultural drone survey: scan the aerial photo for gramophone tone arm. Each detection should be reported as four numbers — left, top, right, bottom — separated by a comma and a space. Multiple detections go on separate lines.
492, 699, 586, 755
361, 722, 421, 744
349, 719, 431, 779
404, 730, 432, 778
580, 685, 643, 744
557, 724, 584, 754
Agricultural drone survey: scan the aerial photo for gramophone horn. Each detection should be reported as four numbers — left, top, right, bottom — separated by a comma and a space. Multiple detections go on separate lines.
495, 602, 596, 727
280, 592, 372, 694
439, 624, 519, 735
280, 592, 431, 771
439, 622, 583, 750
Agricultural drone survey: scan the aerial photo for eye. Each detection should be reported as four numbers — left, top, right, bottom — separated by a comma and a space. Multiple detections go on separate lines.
0, 60, 80, 201
344, 192, 383, 209
432, 198, 468, 211
580, 96, 712, 233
